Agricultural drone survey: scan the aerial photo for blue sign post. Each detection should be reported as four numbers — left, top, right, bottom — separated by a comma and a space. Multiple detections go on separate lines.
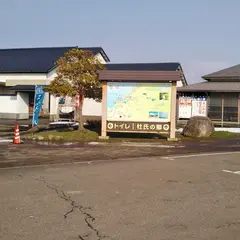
32, 85, 45, 127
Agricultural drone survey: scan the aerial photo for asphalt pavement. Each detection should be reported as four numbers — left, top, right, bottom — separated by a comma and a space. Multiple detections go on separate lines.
0, 151, 240, 239
1, 137, 240, 168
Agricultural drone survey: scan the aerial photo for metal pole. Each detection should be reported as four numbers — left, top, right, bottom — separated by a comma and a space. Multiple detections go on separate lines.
221, 93, 224, 127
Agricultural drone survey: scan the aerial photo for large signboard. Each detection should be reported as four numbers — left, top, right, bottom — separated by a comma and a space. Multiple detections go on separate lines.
106, 82, 172, 133
178, 96, 207, 119
178, 97, 192, 119
191, 99, 207, 117
106, 121, 170, 132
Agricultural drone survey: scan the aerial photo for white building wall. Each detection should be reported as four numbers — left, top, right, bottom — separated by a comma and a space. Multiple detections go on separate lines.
0, 73, 49, 114
46, 68, 57, 83
0, 73, 47, 85
82, 99, 102, 116
48, 68, 59, 118
80, 54, 106, 117
0, 95, 17, 113
47, 53, 107, 119
177, 80, 183, 88
42, 92, 49, 114
50, 94, 60, 120
0, 68, 185, 120
0, 52, 108, 120
16, 93, 29, 115
0, 92, 29, 119
95, 53, 107, 64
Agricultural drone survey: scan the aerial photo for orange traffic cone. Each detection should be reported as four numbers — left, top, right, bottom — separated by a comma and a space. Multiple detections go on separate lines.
13, 125, 21, 144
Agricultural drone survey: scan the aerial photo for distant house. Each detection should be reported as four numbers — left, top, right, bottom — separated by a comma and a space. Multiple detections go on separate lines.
0, 46, 186, 120
0, 46, 110, 119
178, 64, 240, 123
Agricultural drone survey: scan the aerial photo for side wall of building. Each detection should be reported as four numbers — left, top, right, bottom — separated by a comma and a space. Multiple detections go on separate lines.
178, 91, 240, 123
0, 92, 29, 119
177, 80, 183, 88
208, 92, 239, 122
0, 85, 14, 94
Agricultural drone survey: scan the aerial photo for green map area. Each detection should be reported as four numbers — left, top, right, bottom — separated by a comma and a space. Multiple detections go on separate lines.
107, 82, 172, 122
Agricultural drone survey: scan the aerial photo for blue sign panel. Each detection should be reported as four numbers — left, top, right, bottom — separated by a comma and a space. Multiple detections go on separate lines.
32, 85, 45, 126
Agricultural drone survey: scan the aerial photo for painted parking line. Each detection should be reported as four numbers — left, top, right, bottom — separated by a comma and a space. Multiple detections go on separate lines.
0, 160, 17, 163
120, 143, 178, 148
0, 138, 12, 143
162, 151, 240, 160
222, 170, 240, 175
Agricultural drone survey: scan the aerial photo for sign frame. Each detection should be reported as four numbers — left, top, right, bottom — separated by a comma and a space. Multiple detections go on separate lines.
101, 80, 177, 139
106, 121, 170, 134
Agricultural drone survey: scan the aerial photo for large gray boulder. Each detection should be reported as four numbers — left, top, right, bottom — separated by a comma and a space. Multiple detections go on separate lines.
183, 116, 214, 138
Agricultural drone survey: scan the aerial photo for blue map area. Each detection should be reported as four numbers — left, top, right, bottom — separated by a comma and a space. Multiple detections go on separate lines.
107, 82, 137, 109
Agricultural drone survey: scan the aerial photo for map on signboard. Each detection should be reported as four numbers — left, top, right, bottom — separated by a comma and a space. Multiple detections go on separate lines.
107, 82, 172, 122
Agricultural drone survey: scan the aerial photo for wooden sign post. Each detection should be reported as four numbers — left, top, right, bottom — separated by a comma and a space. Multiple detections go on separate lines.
99, 69, 180, 141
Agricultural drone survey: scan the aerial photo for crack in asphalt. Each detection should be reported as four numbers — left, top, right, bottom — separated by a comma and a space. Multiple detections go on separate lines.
216, 221, 240, 229
36, 176, 109, 240
78, 233, 91, 239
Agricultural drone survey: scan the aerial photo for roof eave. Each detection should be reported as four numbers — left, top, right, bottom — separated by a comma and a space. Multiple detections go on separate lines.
202, 76, 240, 81
178, 89, 240, 93
99, 70, 181, 82
178, 89, 208, 92
100, 49, 110, 62
177, 65, 187, 85
0, 71, 47, 74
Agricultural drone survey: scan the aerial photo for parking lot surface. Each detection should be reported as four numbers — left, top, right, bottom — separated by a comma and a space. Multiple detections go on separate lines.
0, 152, 240, 239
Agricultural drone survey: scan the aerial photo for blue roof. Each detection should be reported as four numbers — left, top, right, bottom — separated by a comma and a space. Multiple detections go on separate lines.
0, 46, 110, 73
104, 62, 181, 71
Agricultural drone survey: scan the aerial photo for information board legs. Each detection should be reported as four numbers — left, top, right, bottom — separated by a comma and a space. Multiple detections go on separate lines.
168, 81, 177, 141
101, 81, 107, 137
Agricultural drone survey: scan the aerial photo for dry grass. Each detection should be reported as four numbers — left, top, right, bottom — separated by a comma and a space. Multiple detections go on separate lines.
23, 129, 99, 142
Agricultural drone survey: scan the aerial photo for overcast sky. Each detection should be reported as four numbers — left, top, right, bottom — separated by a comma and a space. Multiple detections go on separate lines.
0, 0, 239, 84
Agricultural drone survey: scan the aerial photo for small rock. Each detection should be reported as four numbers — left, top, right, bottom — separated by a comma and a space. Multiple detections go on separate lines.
55, 136, 61, 141
37, 136, 44, 141
48, 135, 54, 141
